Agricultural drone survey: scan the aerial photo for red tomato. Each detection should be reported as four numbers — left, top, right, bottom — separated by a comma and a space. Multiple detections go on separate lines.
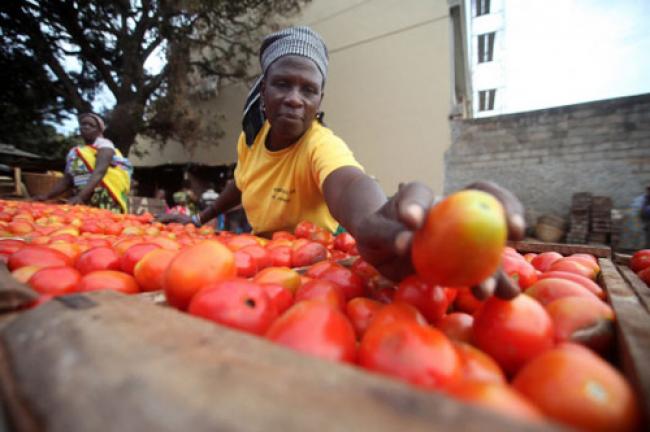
513, 344, 641, 431
253, 266, 301, 294
8, 245, 71, 271
358, 320, 461, 390
333, 231, 356, 253
349, 258, 380, 282
525, 277, 600, 306
548, 258, 596, 280
0, 239, 26, 255
188, 279, 278, 335
163, 240, 236, 310
537, 270, 604, 299
501, 252, 538, 289
268, 245, 292, 267
225, 234, 260, 251
309, 229, 333, 247
291, 241, 328, 268
545, 296, 614, 353
394, 275, 450, 323
259, 283, 294, 315
368, 301, 427, 330
345, 297, 384, 339
75, 246, 121, 275
435, 312, 474, 343
630, 249, 650, 272
531, 251, 563, 272
272, 231, 295, 241
454, 286, 484, 314
453, 341, 505, 384
294, 220, 317, 239
77, 270, 140, 294
294, 279, 346, 310
412, 190, 506, 287
239, 244, 272, 271
120, 243, 160, 275
304, 260, 333, 279
638, 266, 650, 285
133, 249, 178, 292
28, 266, 81, 296
266, 300, 357, 363
448, 381, 542, 423
473, 295, 554, 376
305, 261, 363, 300
234, 249, 257, 278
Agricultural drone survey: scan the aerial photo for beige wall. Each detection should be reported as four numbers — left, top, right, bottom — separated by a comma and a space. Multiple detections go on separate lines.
130, 0, 452, 196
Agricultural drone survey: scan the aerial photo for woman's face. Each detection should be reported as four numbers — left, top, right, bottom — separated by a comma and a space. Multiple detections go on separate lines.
79, 117, 101, 142
262, 55, 324, 146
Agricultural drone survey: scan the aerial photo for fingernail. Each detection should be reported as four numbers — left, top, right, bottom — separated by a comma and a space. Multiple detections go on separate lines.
483, 277, 497, 294
395, 231, 412, 255
510, 214, 525, 232
406, 204, 424, 226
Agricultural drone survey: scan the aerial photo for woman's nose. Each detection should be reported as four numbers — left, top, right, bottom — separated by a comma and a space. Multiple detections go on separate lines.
283, 87, 303, 106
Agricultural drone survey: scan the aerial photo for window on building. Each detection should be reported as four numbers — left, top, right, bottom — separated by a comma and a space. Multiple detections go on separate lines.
478, 89, 496, 111
477, 32, 496, 63
475, 0, 491, 16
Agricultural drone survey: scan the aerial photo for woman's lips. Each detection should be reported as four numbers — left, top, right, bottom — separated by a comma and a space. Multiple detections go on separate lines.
277, 112, 302, 120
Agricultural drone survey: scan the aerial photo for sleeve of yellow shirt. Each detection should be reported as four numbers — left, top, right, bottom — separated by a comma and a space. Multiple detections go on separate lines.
310, 131, 365, 191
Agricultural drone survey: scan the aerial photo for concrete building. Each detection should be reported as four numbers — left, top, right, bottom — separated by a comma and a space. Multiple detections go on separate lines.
130, 0, 455, 197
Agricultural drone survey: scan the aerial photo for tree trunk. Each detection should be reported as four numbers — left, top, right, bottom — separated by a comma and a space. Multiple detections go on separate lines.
104, 101, 145, 156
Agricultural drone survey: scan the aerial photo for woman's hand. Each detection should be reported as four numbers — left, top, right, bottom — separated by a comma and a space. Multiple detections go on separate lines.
353, 181, 526, 300
156, 213, 192, 225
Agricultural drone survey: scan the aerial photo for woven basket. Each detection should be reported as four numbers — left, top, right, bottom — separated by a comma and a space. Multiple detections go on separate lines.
22, 172, 69, 198
535, 214, 567, 242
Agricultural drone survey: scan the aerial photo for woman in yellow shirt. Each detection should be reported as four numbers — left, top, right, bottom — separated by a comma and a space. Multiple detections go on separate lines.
160, 26, 525, 299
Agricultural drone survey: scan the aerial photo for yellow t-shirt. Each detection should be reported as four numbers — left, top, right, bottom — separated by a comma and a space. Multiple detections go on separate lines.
234, 120, 364, 234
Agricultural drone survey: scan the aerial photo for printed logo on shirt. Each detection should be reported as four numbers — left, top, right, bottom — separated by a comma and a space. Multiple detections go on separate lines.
271, 187, 295, 203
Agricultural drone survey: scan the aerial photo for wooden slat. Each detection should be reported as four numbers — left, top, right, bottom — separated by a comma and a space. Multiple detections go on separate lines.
0, 291, 556, 432
616, 265, 650, 313
614, 252, 632, 266
0, 262, 38, 313
599, 258, 650, 426
508, 240, 611, 257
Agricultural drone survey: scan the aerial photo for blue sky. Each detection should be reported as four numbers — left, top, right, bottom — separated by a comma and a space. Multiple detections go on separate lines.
504, 0, 650, 113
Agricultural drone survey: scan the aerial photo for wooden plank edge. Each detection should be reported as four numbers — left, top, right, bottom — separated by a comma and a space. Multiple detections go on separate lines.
598, 258, 650, 426
509, 240, 611, 257
616, 265, 650, 314
0, 340, 40, 432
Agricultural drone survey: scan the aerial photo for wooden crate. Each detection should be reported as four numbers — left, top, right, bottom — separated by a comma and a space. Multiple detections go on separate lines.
0, 243, 648, 431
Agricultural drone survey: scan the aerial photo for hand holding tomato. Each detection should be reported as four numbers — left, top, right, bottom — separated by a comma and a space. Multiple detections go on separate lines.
155, 212, 192, 225
353, 181, 525, 300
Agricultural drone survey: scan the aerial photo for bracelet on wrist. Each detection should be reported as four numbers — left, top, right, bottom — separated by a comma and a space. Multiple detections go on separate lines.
191, 214, 201, 226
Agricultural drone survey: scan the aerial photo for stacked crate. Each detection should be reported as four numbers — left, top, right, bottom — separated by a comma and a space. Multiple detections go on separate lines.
566, 192, 592, 244
589, 196, 613, 245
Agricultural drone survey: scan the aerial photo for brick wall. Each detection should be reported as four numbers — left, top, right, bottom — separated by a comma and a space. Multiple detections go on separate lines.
445, 93, 650, 224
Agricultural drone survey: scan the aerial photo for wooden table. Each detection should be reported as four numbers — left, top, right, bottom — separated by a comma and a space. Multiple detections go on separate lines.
1, 242, 648, 431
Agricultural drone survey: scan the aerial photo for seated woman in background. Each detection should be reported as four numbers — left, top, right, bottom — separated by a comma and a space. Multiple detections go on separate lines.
35, 113, 133, 214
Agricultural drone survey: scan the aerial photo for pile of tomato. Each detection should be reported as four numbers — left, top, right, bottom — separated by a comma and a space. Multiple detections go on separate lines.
0, 199, 643, 431
630, 249, 650, 286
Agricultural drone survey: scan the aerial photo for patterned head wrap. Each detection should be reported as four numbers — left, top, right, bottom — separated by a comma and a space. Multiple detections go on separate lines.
242, 26, 329, 146
78, 113, 106, 132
